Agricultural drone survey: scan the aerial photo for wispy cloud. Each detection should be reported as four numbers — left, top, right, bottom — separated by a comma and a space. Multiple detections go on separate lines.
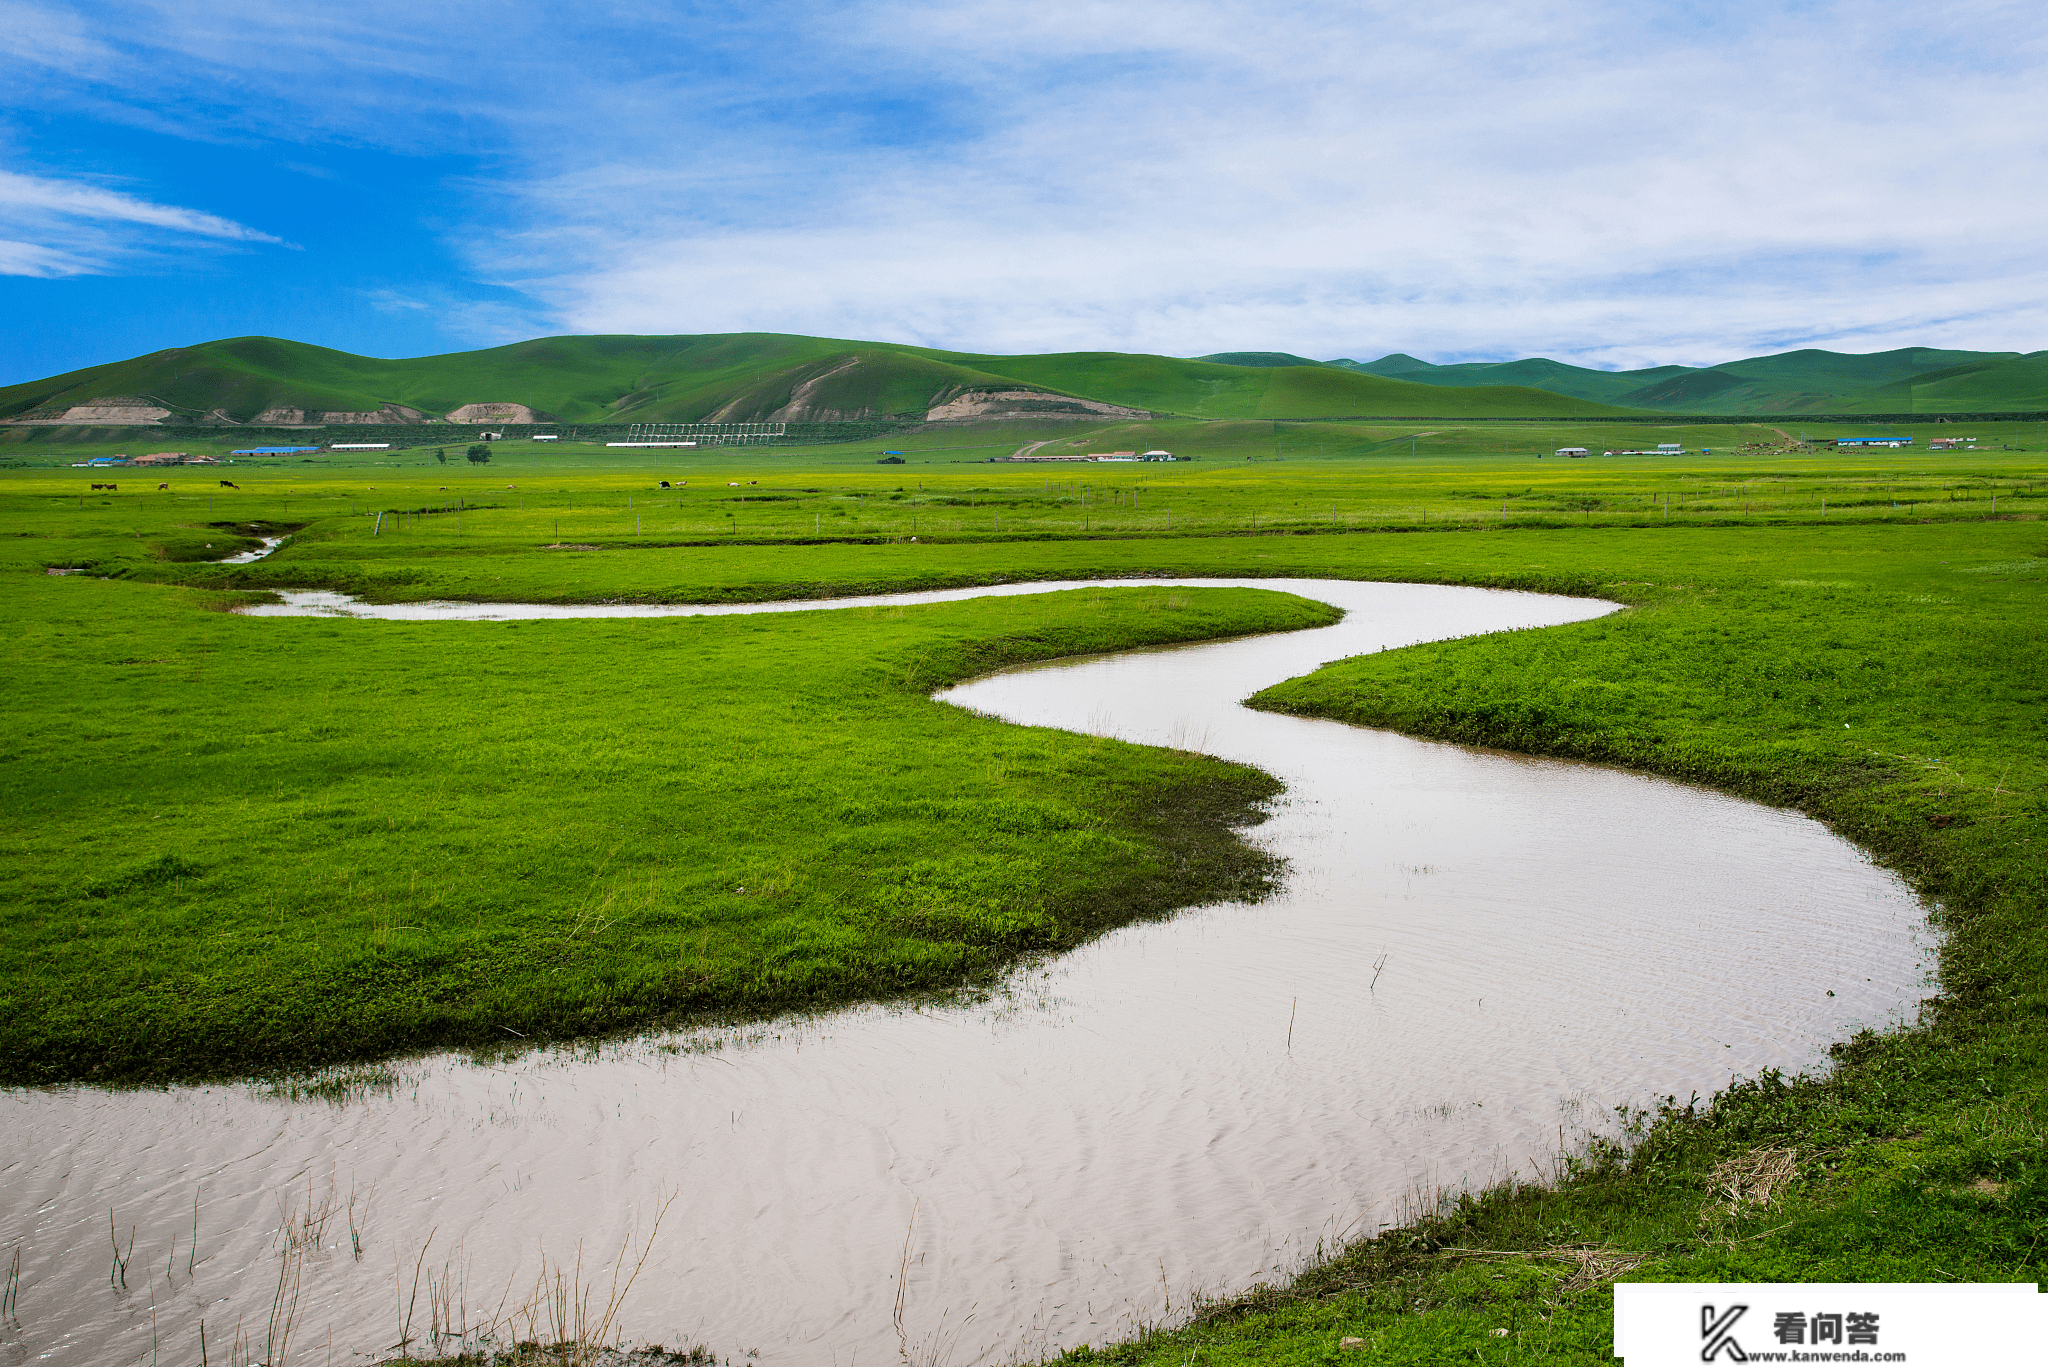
0, 168, 285, 276
6, 0, 2044, 362
462, 0, 2048, 364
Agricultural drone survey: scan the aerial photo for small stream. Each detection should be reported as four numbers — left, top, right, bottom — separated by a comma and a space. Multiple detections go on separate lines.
3, 579, 1932, 1366
219, 534, 287, 565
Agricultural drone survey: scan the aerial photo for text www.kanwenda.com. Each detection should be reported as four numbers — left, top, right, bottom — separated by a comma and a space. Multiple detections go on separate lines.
1733, 1353, 1909, 1363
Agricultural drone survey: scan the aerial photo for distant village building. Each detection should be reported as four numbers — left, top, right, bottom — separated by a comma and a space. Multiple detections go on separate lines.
1009, 448, 1179, 463
1836, 437, 1913, 448
329, 443, 392, 450
1554, 447, 1589, 458
132, 452, 187, 465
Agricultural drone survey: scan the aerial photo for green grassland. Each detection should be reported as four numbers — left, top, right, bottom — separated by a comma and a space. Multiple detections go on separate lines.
7, 419, 2044, 602
5, 419, 2046, 1362
4, 579, 1344, 1083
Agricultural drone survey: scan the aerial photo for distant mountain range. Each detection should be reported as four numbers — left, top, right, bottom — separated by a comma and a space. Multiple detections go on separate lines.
1294, 348, 2048, 415
0, 334, 1621, 429
4, 334, 2041, 432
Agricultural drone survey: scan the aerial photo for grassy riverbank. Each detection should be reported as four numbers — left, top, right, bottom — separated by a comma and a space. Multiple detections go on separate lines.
4, 436, 2044, 1362
1063, 533, 2048, 1364
2, 580, 1338, 1084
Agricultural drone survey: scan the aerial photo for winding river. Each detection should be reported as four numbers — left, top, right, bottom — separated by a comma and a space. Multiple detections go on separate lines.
3, 579, 1931, 1365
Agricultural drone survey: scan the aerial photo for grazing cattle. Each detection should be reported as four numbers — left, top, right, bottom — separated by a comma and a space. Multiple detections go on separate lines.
158, 482, 169, 491
219, 480, 238, 489
659, 480, 672, 489
90, 482, 116, 491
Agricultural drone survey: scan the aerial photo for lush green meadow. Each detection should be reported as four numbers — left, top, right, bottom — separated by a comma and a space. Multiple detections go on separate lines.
5, 418, 2044, 594
4, 421, 2045, 1363
3, 579, 1343, 1083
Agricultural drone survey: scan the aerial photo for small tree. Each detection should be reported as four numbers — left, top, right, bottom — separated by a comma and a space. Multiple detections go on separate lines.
434, 448, 447, 464
466, 444, 491, 465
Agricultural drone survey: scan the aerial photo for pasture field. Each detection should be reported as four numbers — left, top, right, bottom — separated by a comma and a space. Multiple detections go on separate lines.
3, 421, 2045, 1363
3, 580, 1339, 1083
4, 418, 2045, 595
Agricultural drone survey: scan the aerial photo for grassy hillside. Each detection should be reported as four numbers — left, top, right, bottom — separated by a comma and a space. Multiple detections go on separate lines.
913, 347, 1625, 418
1621, 347, 2025, 415
1324, 346, 2034, 414
1194, 351, 1327, 368
0, 334, 1640, 427
1330, 355, 1691, 405
15, 333, 2042, 431
1847, 351, 2048, 413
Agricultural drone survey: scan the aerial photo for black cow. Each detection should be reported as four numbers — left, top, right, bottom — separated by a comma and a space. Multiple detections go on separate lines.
219, 480, 239, 489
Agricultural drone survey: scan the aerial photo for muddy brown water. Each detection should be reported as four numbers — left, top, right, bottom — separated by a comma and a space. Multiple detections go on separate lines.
4, 580, 1931, 1365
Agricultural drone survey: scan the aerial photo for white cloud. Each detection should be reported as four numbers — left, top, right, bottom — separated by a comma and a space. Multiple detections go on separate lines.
5, 0, 2043, 362
0, 236, 92, 276
0, 170, 282, 241
0, 168, 285, 276
476, 0, 2048, 364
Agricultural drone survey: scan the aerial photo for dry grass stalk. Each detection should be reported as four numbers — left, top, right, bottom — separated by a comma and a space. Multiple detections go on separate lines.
1708, 1144, 1802, 1210
483, 1192, 676, 1366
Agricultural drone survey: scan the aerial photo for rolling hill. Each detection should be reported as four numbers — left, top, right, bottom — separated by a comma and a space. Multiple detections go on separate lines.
14, 330, 2033, 428
0, 334, 1632, 427
1313, 346, 2039, 413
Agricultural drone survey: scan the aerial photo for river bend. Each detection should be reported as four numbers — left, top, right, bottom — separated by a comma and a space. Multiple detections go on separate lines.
3, 579, 1931, 1365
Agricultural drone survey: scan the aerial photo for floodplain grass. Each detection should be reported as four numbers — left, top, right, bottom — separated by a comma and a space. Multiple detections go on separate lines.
6, 420, 2047, 599
3, 425, 2046, 1364
2, 578, 1335, 1083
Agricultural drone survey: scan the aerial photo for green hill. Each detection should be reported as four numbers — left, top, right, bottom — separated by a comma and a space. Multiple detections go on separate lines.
902, 347, 1622, 419
1840, 351, 2048, 413
1332, 355, 1690, 406
1317, 345, 2033, 414
0, 334, 1637, 427
1330, 353, 1437, 377
1193, 351, 1329, 368
21, 333, 2030, 428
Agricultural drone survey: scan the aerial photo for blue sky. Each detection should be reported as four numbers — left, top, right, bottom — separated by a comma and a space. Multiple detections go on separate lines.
2, 0, 2043, 384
